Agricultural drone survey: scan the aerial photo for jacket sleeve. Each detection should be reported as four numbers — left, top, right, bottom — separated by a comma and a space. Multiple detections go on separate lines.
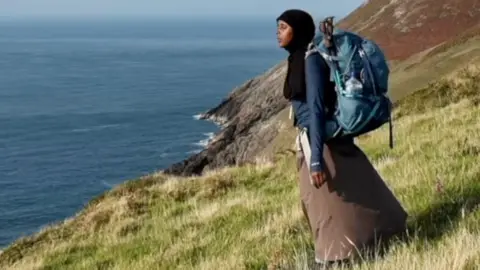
305, 52, 328, 173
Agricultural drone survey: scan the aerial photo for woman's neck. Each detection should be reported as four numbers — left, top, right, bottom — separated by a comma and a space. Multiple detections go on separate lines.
287, 47, 307, 60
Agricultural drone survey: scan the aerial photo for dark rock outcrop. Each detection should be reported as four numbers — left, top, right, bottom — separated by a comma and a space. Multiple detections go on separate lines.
163, 61, 290, 176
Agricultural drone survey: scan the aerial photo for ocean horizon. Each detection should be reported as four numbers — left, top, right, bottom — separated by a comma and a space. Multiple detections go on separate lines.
0, 17, 286, 247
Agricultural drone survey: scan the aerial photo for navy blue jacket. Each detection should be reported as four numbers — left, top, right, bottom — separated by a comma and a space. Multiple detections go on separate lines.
291, 51, 340, 173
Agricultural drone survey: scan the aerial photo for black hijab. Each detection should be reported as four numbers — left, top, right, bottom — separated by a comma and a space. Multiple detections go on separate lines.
277, 9, 316, 101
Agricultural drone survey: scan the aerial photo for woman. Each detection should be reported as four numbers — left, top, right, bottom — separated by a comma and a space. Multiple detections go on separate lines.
276, 9, 408, 266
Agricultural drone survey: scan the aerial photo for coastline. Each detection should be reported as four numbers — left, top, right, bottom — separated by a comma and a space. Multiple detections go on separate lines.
163, 60, 289, 176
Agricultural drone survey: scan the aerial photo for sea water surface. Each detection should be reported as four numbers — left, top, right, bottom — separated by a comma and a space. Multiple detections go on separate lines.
0, 17, 285, 247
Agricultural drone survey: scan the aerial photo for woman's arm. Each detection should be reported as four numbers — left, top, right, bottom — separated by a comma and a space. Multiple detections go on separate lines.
305, 51, 328, 173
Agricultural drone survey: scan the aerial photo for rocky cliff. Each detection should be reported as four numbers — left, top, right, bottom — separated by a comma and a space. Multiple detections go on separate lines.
163, 62, 290, 176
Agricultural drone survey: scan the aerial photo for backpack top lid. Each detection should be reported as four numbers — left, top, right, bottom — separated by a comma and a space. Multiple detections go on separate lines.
312, 29, 364, 52
313, 16, 362, 51
310, 28, 390, 92
309, 29, 363, 84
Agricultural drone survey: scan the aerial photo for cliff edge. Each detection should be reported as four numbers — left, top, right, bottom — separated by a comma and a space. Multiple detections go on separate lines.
164, 62, 290, 176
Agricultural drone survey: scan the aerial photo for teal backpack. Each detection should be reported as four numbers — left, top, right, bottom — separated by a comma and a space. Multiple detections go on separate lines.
306, 17, 393, 148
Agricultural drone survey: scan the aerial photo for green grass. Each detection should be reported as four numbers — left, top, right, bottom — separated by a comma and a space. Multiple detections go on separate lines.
388, 37, 480, 101
1, 66, 480, 270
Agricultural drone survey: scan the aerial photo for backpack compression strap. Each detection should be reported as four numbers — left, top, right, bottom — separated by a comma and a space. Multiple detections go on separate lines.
389, 113, 394, 149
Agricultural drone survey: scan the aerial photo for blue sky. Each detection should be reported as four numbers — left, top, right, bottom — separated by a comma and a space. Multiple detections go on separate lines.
0, 0, 364, 19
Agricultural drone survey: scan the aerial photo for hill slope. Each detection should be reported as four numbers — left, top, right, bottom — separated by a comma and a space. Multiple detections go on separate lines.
338, 0, 480, 60
1, 66, 479, 270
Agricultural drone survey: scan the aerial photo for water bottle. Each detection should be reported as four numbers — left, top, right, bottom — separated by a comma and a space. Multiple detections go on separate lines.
344, 71, 363, 94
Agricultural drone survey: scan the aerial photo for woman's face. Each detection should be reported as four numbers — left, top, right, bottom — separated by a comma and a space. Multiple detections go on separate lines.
277, 20, 293, 48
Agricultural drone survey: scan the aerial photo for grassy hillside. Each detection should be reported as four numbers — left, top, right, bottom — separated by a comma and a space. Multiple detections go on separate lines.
388, 33, 480, 101
1, 66, 479, 270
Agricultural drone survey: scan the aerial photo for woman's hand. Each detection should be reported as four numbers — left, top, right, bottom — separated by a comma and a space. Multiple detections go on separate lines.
311, 171, 327, 188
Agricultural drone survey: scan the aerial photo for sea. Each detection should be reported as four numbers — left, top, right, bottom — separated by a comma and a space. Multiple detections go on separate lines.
0, 17, 285, 247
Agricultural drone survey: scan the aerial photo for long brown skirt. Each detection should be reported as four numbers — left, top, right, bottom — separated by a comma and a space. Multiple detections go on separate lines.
297, 138, 408, 262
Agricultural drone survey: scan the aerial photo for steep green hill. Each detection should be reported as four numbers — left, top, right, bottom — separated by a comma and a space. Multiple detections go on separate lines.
1, 66, 479, 270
